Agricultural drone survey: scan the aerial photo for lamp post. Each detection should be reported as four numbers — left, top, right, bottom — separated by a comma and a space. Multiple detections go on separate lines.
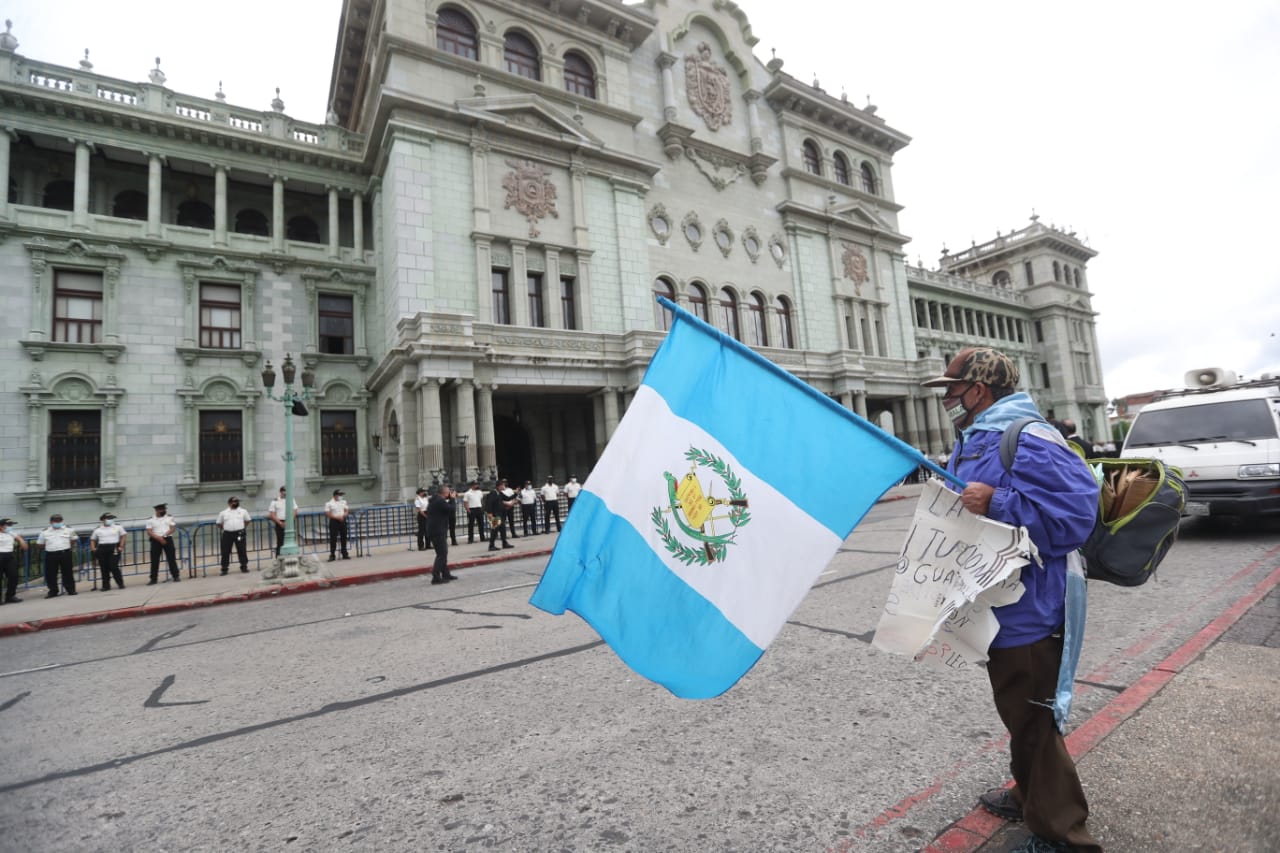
457, 433, 469, 484
261, 354, 317, 577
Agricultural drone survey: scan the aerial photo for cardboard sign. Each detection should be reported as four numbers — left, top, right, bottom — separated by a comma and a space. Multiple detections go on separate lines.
872, 479, 1033, 672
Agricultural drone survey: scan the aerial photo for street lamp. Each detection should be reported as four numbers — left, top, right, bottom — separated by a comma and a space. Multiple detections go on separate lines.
457, 433, 469, 484
261, 354, 316, 577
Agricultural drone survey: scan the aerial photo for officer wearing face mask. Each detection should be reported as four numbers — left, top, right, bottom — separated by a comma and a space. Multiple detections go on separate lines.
216, 497, 252, 575
37, 513, 78, 598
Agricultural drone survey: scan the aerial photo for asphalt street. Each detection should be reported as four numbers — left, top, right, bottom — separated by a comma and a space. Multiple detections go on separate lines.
0, 497, 1276, 852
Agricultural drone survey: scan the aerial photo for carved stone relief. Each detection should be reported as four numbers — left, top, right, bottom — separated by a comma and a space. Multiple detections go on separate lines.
684, 146, 747, 191
502, 159, 560, 238
712, 219, 734, 258
648, 203, 673, 245
681, 211, 704, 252
841, 242, 870, 295
685, 42, 732, 131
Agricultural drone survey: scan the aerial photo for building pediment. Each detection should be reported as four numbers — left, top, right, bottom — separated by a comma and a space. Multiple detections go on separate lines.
456, 96, 603, 147
829, 202, 893, 232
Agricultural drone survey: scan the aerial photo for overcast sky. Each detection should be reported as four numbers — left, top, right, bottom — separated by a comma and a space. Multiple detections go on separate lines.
13, 0, 1280, 397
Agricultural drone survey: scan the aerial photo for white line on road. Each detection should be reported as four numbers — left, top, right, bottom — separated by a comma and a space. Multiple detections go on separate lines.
0, 663, 62, 679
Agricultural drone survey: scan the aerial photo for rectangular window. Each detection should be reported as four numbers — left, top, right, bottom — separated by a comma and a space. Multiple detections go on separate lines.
199, 410, 243, 482
1034, 320, 1044, 343
53, 270, 103, 343
321, 410, 358, 476
318, 294, 354, 354
1023, 261, 1034, 286
560, 276, 576, 330
48, 410, 101, 490
844, 303, 858, 350
199, 282, 242, 349
492, 269, 511, 325
859, 316, 873, 356
1040, 363, 1051, 388
527, 273, 544, 328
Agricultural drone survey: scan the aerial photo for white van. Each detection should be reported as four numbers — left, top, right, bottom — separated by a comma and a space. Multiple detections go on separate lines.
1121, 369, 1280, 519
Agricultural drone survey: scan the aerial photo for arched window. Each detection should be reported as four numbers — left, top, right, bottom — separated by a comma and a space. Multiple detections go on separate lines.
234, 208, 269, 236
748, 292, 769, 347
177, 199, 214, 230
833, 152, 851, 186
286, 215, 321, 243
653, 277, 676, 331
688, 282, 708, 322
436, 7, 478, 60
860, 162, 877, 195
717, 287, 740, 340
992, 270, 1011, 288
112, 190, 147, 221
775, 296, 795, 349
802, 140, 821, 175
504, 31, 541, 81
42, 179, 74, 211
563, 51, 596, 99
1053, 261, 1061, 282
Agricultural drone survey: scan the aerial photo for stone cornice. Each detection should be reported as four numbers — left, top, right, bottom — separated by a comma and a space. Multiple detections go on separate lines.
763, 75, 910, 155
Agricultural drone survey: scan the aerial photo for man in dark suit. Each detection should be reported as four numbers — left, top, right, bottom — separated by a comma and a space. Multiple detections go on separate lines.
426, 484, 458, 585
1062, 419, 1099, 459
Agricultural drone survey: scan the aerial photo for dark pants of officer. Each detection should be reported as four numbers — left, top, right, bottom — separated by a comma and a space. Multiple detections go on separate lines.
447, 511, 458, 546
543, 499, 561, 533
520, 503, 536, 536
503, 506, 518, 537
467, 507, 486, 543
328, 518, 349, 559
273, 524, 285, 556
150, 536, 180, 581
45, 550, 75, 595
96, 545, 124, 589
417, 515, 430, 551
0, 553, 19, 601
220, 529, 248, 573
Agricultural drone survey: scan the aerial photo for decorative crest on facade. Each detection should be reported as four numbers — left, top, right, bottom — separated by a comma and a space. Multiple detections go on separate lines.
842, 242, 869, 294
502, 159, 560, 238
685, 42, 732, 131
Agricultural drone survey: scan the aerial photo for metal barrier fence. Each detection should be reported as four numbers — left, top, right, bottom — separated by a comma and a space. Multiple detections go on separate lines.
7, 498, 573, 591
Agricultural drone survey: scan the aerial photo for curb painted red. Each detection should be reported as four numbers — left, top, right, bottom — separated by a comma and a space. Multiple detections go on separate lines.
921, 553, 1280, 853
0, 547, 555, 637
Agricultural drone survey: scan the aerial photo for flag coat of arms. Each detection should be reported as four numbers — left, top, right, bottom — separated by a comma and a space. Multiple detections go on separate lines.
529, 300, 937, 698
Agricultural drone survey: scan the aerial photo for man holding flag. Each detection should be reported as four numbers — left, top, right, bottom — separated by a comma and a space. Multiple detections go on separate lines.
530, 297, 954, 699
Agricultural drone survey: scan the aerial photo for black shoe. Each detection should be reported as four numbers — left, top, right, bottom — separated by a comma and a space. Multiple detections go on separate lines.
431, 577, 444, 585
328, 556, 336, 562
978, 788, 1023, 822
148, 579, 158, 585
220, 570, 229, 575
442, 572, 457, 581
341, 554, 350, 560
118, 582, 125, 589
172, 576, 181, 583
66, 590, 77, 595
488, 546, 499, 552
45, 591, 59, 599
502, 543, 514, 549
241, 567, 250, 573
101, 587, 112, 592
5, 597, 20, 604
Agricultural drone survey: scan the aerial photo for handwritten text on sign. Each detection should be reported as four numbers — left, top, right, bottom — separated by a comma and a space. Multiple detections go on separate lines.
872, 479, 1032, 672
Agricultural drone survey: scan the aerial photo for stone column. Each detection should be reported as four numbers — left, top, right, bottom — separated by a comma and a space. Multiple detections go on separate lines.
545, 248, 562, 330
101, 397, 120, 488
510, 241, 529, 327
470, 134, 491, 233
0, 128, 11, 219
213, 165, 228, 246
592, 394, 606, 454
576, 253, 594, 331
25, 398, 42, 491
474, 237, 493, 325
72, 139, 91, 230
181, 398, 198, 488
743, 90, 763, 153
903, 394, 922, 449
934, 397, 952, 450
657, 52, 678, 122
476, 383, 497, 481
241, 399, 258, 482
602, 386, 620, 442
419, 378, 443, 484
352, 191, 364, 257
570, 157, 589, 249
853, 390, 868, 420
327, 186, 340, 259
271, 175, 285, 253
145, 154, 163, 237
455, 379, 477, 481
923, 392, 944, 455
838, 391, 853, 411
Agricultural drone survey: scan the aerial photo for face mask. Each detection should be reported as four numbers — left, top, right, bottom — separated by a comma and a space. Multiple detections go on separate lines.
53, 522, 64, 529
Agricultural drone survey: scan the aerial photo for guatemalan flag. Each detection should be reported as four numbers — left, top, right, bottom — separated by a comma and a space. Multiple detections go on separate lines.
529, 298, 934, 698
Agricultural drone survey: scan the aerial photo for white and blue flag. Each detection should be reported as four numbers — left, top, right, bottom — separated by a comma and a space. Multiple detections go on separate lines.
530, 300, 943, 698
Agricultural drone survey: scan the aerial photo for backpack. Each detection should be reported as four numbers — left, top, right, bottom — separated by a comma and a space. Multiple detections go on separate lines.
1000, 417, 1187, 587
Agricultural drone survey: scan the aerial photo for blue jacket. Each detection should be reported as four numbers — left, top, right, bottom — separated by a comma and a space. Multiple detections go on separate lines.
948, 393, 1098, 648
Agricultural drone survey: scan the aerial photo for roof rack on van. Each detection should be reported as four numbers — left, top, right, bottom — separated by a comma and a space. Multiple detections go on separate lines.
1155, 376, 1280, 401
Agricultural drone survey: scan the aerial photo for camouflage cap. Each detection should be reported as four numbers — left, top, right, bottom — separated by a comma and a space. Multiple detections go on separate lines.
921, 347, 1019, 390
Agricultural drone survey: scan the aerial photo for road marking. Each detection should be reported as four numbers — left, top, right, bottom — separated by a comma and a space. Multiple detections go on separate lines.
0, 664, 61, 679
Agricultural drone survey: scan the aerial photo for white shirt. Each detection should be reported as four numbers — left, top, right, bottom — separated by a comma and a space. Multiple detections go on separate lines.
217, 507, 251, 531
540, 483, 560, 501
519, 487, 537, 505
268, 497, 295, 523
146, 515, 177, 537
325, 498, 348, 520
37, 526, 77, 551
0, 531, 22, 553
564, 481, 581, 498
462, 489, 485, 510
414, 495, 430, 515
91, 523, 125, 546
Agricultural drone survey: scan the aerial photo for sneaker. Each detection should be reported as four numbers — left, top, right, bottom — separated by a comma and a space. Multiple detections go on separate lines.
1009, 835, 1070, 853
978, 788, 1023, 822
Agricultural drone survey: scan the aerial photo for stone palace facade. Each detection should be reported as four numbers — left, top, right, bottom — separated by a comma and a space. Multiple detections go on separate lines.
0, 1, 1107, 523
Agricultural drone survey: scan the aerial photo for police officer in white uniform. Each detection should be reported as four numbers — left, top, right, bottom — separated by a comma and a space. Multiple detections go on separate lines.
146, 503, 181, 584
0, 518, 28, 604
36, 513, 78, 598
413, 487, 431, 551
540, 477, 562, 534
564, 476, 581, 513
216, 497, 252, 574
90, 512, 127, 591
267, 486, 295, 557
325, 489, 350, 561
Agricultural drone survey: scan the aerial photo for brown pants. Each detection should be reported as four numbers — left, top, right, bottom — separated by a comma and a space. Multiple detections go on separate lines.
987, 634, 1102, 852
